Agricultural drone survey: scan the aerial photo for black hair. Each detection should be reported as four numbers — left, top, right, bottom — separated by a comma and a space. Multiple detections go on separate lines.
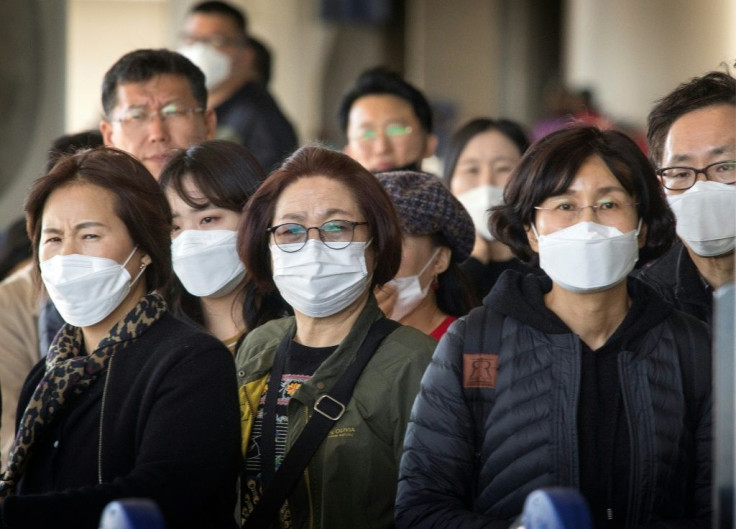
188, 0, 248, 34
159, 140, 290, 332
46, 130, 104, 173
0, 216, 32, 281
431, 234, 479, 317
647, 70, 736, 165
442, 117, 530, 186
247, 36, 272, 86
337, 66, 433, 134
101, 49, 208, 116
492, 125, 676, 263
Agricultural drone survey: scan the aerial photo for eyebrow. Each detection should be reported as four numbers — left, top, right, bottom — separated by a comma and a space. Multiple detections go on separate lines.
41, 221, 108, 233
277, 208, 355, 222
553, 185, 628, 197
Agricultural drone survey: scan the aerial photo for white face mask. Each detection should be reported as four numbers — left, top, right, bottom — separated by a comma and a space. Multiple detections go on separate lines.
666, 180, 736, 257
178, 42, 231, 90
385, 247, 441, 321
456, 185, 505, 241
40, 246, 145, 328
172, 230, 245, 298
271, 239, 372, 318
533, 220, 641, 293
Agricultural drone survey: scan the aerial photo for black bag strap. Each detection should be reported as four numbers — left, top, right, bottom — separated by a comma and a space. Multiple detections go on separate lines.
245, 317, 401, 528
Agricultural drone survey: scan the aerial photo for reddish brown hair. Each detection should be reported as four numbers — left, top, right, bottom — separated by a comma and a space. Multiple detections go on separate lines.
25, 146, 173, 292
238, 145, 403, 292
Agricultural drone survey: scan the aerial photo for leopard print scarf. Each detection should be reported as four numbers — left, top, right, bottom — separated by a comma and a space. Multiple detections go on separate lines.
0, 292, 167, 496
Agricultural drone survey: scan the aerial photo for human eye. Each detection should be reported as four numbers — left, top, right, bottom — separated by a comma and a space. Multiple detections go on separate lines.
357, 128, 377, 141
123, 108, 148, 123
553, 201, 576, 212
385, 123, 411, 137
43, 235, 61, 245
714, 161, 736, 173
200, 216, 217, 226
661, 167, 692, 180
171, 224, 180, 234
274, 223, 305, 242
161, 104, 186, 119
322, 220, 349, 233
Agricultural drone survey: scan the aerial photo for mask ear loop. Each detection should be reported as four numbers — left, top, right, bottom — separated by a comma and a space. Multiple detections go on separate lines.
634, 218, 643, 236
123, 245, 147, 288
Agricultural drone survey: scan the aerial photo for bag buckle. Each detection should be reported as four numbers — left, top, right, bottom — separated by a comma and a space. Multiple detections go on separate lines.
314, 395, 346, 421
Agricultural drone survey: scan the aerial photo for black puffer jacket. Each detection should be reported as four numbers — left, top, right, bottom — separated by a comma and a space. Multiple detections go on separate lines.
396, 271, 711, 529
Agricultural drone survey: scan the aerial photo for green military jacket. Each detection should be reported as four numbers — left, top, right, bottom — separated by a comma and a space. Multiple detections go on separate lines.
236, 295, 437, 529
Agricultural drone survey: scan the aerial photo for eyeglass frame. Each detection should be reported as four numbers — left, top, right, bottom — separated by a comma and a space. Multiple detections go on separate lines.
655, 160, 736, 190
266, 219, 369, 252
108, 105, 205, 128
533, 201, 639, 220
349, 124, 414, 143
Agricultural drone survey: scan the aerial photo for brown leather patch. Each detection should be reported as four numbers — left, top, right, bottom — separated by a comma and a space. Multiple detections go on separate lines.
463, 354, 498, 388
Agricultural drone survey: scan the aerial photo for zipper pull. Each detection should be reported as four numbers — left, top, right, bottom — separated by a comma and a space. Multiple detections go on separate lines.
607, 507, 613, 520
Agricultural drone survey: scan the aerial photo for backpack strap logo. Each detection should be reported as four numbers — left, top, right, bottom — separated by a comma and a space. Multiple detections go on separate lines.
463, 354, 498, 388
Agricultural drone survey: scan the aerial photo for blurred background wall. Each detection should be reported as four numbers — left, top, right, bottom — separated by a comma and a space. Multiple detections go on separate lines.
1, 0, 734, 227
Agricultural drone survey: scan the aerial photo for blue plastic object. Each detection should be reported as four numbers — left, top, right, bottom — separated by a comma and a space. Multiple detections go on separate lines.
521, 488, 592, 529
99, 499, 166, 529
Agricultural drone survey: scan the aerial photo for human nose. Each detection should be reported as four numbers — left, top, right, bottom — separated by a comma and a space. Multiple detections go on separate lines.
577, 204, 599, 222
304, 226, 322, 241
694, 168, 709, 184
146, 112, 169, 142
373, 132, 391, 153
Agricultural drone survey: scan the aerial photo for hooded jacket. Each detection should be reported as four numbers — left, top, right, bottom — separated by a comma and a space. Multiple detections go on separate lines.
396, 271, 711, 529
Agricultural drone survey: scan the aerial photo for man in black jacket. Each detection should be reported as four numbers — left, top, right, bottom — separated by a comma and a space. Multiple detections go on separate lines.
637, 70, 736, 325
178, 1, 298, 172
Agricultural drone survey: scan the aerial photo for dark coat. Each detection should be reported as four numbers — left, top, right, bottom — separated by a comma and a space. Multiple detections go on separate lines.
215, 81, 298, 173
396, 271, 712, 529
635, 242, 713, 325
1, 312, 241, 529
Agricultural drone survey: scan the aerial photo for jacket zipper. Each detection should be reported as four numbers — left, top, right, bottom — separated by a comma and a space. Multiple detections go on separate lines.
98, 353, 115, 484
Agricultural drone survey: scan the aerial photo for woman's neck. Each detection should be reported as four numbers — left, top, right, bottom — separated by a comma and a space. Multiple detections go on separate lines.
293, 291, 369, 348
399, 292, 448, 336
544, 280, 631, 351
201, 285, 247, 342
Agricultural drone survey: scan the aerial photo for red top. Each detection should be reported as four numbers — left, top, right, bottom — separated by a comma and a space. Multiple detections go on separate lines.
430, 315, 457, 341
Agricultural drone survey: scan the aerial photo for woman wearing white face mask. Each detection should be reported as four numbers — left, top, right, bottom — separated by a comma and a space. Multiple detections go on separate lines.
443, 118, 535, 301
397, 127, 712, 528
0, 148, 241, 529
375, 171, 478, 339
160, 140, 289, 353
235, 146, 437, 528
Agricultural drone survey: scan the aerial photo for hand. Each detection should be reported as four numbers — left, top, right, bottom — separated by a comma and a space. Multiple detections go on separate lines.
374, 283, 399, 319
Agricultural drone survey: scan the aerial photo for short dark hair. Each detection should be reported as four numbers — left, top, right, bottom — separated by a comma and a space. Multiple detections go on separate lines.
189, 1, 248, 34
337, 66, 433, 134
647, 71, 736, 165
247, 36, 272, 86
25, 147, 173, 292
442, 117, 530, 186
159, 140, 287, 330
159, 139, 265, 213
101, 49, 208, 116
0, 216, 31, 281
238, 145, 403, 292
46, 129, 104, 172
491, 125, 676, 263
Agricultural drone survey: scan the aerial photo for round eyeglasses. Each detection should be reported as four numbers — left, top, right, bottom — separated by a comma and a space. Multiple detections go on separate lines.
656, 160, 736, 190
534, 198, 639, 225
267, 219, 369, 252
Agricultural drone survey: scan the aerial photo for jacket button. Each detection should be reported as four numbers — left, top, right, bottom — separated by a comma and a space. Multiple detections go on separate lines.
238, 370, 245, 378
53, 440, 59, 448
316, 381, 326, 390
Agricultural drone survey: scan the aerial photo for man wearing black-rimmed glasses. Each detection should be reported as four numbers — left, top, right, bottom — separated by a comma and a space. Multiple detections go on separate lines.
638, 69, 736, 324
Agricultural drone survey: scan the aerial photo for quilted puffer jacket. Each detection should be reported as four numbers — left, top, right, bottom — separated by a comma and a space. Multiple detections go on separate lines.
396, 271, 711, 529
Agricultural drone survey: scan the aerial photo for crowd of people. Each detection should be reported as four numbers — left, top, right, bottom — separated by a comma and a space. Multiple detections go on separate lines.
0, 1, 733, 528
